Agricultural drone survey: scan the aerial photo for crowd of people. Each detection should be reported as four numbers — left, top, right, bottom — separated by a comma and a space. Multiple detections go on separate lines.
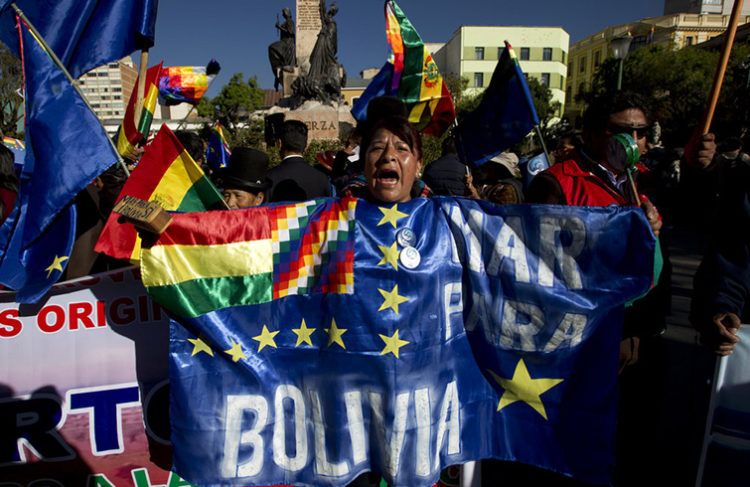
0, 91, 747, 485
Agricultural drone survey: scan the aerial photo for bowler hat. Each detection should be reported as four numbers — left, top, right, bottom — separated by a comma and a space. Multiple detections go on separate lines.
221, 147, 271, 192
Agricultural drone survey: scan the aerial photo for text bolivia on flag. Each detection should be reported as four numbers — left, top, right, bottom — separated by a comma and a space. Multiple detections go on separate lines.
140, 198, 657, 486
95, 124, 223, 263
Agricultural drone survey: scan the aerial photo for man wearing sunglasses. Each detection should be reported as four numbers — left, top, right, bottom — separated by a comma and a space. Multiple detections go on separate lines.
526, 91, 716, 486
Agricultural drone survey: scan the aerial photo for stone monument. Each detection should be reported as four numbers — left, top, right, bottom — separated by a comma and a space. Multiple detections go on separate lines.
295, 0, 321, 73
266, 0, 354, 142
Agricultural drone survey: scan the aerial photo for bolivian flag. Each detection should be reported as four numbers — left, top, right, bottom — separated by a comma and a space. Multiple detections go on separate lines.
141, 198, 357, 318
385, 0, 455, 135
116, 62, 162, 159
95, 124, 224, 263
352, 1, 455, 136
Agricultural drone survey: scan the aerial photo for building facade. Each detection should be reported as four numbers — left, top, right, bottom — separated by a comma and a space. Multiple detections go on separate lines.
665, 0, 750, 16
432, 26, 570, 114
77, 57, 137, 124
566, 12, 750, 122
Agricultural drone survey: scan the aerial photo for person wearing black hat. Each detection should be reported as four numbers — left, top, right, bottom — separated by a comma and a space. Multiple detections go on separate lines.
220, 147, 272, 209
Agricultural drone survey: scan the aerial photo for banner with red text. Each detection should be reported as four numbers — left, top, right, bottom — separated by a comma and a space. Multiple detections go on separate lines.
0, 268, 188, 487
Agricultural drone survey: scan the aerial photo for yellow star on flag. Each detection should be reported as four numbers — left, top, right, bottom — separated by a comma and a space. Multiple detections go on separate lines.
325, 318, 347, 349
379, 329, 410, 358
292, 319, 316, 347
378, 285, 410, 315
378, 241, 399, 270
45, 255, 69, 278
488, 359, 564, 421
377, 204, 408, 228
253, 325, 280, 352
224, 339, 247, 363
187, 336, 214, 357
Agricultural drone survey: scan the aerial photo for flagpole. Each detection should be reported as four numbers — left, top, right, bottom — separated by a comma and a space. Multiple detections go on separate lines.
10, 3, 130, 176
701, 0, 745, 134
175, 104, 198, 131
534, 125, 552, 165
135, 49, 149, 130
175, 74, 219, 131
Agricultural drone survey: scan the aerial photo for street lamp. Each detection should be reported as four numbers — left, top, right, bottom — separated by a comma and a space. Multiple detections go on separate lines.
610, 33, 633, 91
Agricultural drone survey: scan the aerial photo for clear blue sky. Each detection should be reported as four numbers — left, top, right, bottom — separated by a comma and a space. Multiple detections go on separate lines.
148, 0, 663, 95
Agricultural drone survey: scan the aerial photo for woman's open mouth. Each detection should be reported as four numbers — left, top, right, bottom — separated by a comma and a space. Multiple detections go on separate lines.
375, 168, 400, 188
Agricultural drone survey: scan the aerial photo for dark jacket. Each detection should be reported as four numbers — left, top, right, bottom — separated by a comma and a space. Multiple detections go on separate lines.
691, 157, 750, 328
422, 153, 468, 197
267, 155, 332, 203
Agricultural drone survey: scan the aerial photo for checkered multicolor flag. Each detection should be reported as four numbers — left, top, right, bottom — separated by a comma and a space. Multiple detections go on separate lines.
270, 199, 356, 298
141, 198, 357, 318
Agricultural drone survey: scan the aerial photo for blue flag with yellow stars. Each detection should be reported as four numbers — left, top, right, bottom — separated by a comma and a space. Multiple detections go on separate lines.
0, 17, 120, 302
141, 197, 656, 487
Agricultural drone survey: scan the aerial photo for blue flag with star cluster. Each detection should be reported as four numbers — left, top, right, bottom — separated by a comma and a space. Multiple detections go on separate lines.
143, 198, 655, 487
0, 18, 120, 302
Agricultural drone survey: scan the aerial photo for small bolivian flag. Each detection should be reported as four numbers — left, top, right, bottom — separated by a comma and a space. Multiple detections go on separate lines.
116, 62, 162, 159
95, 124, 224, 263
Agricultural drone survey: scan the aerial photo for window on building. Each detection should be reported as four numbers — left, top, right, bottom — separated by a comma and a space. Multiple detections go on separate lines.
475, 47, 485, 60
562, 51, 567, 64
543, 48, 553, 61
578, 82, 585, 97
560, 77, 565, 90
685, 36, 694, 46
566, 85, 572, 100
569, 60, 575, 73
113, 87, 122, 92
541, 73, 551, 87
594, 50, 601, 67
631, 35, 648, 51
520, 47, 530, 61
474, 72, 484, 88
108, 63, 119, 68
579, 57, 586, 73
97, 72, 107, 77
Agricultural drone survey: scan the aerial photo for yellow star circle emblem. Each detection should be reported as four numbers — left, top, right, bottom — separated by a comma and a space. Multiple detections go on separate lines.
325, 318, 348, 349
378, 285, 410, 315
378, 241, 400, 270
187, 336, 214, 357
45, 255, 69, 278
292, 319, 316, 347
224, 339, 247, 363
488, 359, 564, 421
253, 325, 280, 352
379, 329, 410, 359
377, 204, 408, 229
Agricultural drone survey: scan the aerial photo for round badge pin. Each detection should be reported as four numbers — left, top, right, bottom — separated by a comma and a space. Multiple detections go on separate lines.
400, 246, 421, 269
396, 228, 417, 248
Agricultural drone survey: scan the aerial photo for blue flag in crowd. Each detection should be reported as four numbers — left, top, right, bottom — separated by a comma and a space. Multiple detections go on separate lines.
351, 62, 395, 122
0, 0, 158, 78
455, 41, 540, 166
153, 198, 655, 486
0, 18, 120, 302
205, 122, 231, 171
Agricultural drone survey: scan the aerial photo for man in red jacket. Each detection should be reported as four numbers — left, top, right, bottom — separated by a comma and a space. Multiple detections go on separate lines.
526, 91, 716, 486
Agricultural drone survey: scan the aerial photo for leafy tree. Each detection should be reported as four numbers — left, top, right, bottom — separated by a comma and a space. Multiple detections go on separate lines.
581, 43, 750, 145
0, 43, 23, 137
526, 77, 562, 128
197, 73, 264, 131
444, 73, 469, 107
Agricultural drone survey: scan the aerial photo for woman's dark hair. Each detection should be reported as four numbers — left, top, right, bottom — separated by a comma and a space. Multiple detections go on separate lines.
361, 116, 422, 162
0, 144, 18, 193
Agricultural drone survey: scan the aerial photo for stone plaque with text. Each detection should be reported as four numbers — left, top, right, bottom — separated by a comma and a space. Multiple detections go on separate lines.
296, 0, 322, 73
285, 109, 339, 141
